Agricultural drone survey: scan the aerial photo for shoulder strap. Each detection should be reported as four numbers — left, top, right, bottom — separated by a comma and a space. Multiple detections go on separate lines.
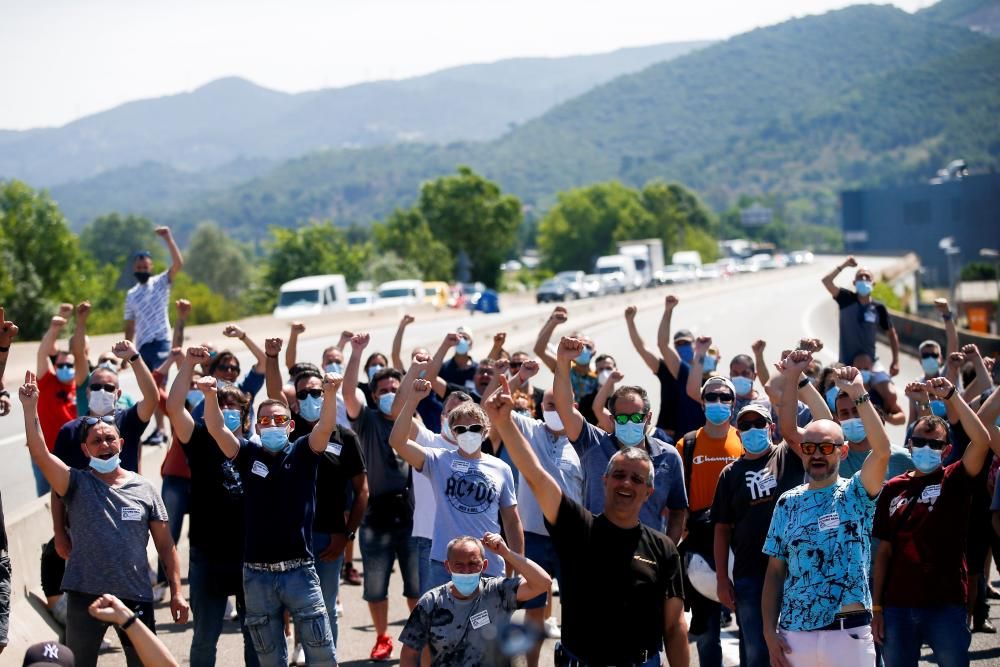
683, 431, 698, 500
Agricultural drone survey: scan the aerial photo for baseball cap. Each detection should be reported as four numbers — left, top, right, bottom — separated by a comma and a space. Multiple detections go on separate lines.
701, 376, 736, 397
23, 641, 74, 667
674, 329, 694, 344
133, 250, 152, 259
737, 403, 772, 422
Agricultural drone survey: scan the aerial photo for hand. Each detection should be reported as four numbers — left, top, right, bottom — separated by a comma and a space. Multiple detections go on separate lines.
175, 299, 191, 320
517, 359, 540, 380
933, 298, 950, 315
764, 630, 793, 667
195, 376, 218, 394
54, 531, 72, 560
185, 346, 211, 367
170, 593, 190, 624
717, 577, 736, 611
608, 370, 625, 385
0, 307, 18, 348
483, 376, 514, 422
947, 352, 966, 370
557, 336, 583, 362
961, 343, 981, 360
482, 531, 510, 557
842, 256, 858, 268
75, 301, 91, 321
872, 610, 884, 645
549, 306, 568, 325
154, 226, 172, 239
985, 357, 996, 375
264, 337, 283, 357
796, 338, 824, 353
322, 372, 344, 394
223, 324, 245, 340
350, 333, 370, 351
112, 340, 138, 360
50, 316, 67, 331
493, 332, 506, 348
664, 295, 678, 311
834, 366, 864, 399
904, 381, 929, 403
0, 394, 10, 417
494, 358, 511, 376
58, 303, 74, 319
87, 594, 132, 626
290, 321, 306, 335
412, 378, 433, 401
925, 377, 955, 399
319, 533, 348, 562
401, 314, 415, 327
443, 332, 461, 348
889, 360, 900, 377
751, 339, 766, 355
779, 350, 812, 376
337, 331, 353, 347
624, 305, 637, 321
694, 336, 712, 357
18, 371, 38, 408
168, 347, 184, 364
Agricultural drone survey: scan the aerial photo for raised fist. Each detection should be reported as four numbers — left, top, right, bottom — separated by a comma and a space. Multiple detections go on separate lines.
154, 226, 172, 238
400, 314, 415, 327
751, 339, 766, 355
625, 305, 637, 320
290, 322, 306, 335
223, 324, 245, 339
664, 295, 679, 310
264, 337, 283, 357
112, 340, 138, 360
350, 333, 370, 351
549, 307, 568, 324
557, 337, 584, 361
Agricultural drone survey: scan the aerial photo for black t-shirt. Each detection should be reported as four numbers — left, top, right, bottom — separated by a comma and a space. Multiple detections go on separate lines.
179, 424, 245, 564
290, 416, 366, 535
440, 357, 478, 388
544, 495, 684, 664
711, 443, 805, 579
53, 406, 147, 473
235, 435, 321, 563
655, 359, 705, 437
834, 288, 892, 364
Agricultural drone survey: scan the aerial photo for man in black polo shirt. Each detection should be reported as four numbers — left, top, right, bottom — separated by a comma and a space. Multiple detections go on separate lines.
485, 376, 689, 667
199, 371, 340, 667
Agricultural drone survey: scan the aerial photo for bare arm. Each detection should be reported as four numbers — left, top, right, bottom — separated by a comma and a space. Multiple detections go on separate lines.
37, 317, 65, 378
663, 597, 690, 667
686, 336, 712, 403
149, 521, 189, 623
656, 296, 681, 377
223, 325, 265, 374
196, 377, 240, 459
263, 338, 287, 403
762, 557, 792, 667
343, 334, 369, 421
777, 351, 814, 447
665, 508, 686, 546
165, 350, 200, 443
487, 332, 506, 362
387, 381, 430, 471
400, 646, 421, 667
714, 522, 735, 610
307, 374, 343, 454
346, 473, 369, 536
871, 540, 891, 645
752, 340, 770, 385
553, 338, 586, 442
20, 373, 71, 496
624, 306, 659, 373
171, 299, 190, 350
822, 256, 855, 297
592, 370, 623, 434
71, 303, 91, 386
125, 320, 136, 344
484, 532, 550, 602
285, 322, 303, 372
532, 308, 565, 373
156, 227, 184, 281
391, 315, 414, 371
841, 369, 891, 497
961, 345, 991, 401
88, 595, 180, 667
499, 505, 524, 556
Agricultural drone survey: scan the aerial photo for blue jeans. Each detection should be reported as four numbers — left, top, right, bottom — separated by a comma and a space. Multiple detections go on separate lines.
359, 521, 421, 602
690, 594, 722, 667
243, 564, 335, 667
32, 461, 51, 496
412, 536, 433, 596
138, 339, 171, 378
311, 533, 345, 648
883, 605, 970, 667
157, 475, 190, 584
189, 548, 258, 667
733, 576, 769, 667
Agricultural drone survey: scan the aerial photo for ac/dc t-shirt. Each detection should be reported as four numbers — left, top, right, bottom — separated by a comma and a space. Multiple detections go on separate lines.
873, 462, 973, 608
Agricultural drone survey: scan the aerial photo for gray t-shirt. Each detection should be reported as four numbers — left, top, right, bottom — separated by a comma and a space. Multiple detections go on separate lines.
399, 576, 521, 666
351, 405, 412, 497
510, 411, 583, 536
62, 468, 168, 602
839, 444, 914, 481
421, 449, 516, 576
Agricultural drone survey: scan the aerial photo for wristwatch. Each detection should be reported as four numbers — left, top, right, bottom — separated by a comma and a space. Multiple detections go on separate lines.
129, 353, 140, 363
854, 392, 871, 406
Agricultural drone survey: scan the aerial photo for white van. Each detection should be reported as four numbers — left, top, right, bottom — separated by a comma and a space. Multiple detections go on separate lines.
273, 275, 349, 319
595, 254, 641, 293
376, 279, 423, 307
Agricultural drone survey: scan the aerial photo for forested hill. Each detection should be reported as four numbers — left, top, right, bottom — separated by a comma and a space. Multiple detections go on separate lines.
50, 4, 999, 242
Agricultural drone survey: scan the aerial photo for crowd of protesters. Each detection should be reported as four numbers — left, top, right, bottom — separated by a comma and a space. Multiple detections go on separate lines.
0, 247, 997, 667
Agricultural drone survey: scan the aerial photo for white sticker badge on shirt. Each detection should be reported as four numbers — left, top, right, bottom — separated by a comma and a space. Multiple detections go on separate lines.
920, 484, 941, 503
326, 443, 343, 456
558, 458, 575, 471
251, 460, 269, 478
121, 507, 142, 521
451, 459, 471, 474
817, 512, 840, 532
469, 610, 491, 630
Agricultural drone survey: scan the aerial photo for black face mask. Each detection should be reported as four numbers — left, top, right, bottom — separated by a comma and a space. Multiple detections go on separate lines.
134, 272, 151, 284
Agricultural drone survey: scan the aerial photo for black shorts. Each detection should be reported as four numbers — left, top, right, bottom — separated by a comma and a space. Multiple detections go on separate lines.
41, 538, 66, 597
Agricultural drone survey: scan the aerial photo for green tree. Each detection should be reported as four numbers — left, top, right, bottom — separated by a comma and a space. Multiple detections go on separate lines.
264, 220, 370, 290
363, 251, 423, 285
79, 213, 164, 268
371, 208, 453, 281
184, 221, 253, 300
417, 166, 522, 287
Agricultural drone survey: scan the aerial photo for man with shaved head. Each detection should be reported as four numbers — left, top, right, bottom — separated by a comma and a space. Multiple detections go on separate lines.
762, 353, 890, 667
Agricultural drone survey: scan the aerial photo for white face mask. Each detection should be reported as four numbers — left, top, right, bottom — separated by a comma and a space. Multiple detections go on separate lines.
597, 369, 613, 386
456, 432, 484, 454
89, 389, 117, 416
542, 410, 564, 431
441, 417, 454, 442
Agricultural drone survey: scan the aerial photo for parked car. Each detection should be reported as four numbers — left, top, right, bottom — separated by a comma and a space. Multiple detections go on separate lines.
376, 279, 423, 307
583, 274, 605, 297
790, 250, 815, 265
273, 275, 349, 318
697, 264, 723, 280
537, 279, 572, 303
656, 264, 696, 285
554, 270, 588, 299
422, 281, 449, 309
346, 290, 375, 311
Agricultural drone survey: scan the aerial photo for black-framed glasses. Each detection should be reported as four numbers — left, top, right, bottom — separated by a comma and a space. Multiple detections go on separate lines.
257, 414, 291, 426
910, 436, 948, 450
920, 352, 939, 359
704, 392, 734, 403
737, 417, 769, 431
56, 362, 73, 370
613, 412, 647, 425
89, 383, 117, 393
82, 415, 115, 426
452, 424, 485, 435
296, 388, 324, 400
801, 441, 842, 456
217, 364, 240, 373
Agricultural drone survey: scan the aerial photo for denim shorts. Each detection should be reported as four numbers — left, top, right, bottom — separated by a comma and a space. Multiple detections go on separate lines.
522, 531, 560, 610
359, 521, 421, 602
138, 339, 171, 383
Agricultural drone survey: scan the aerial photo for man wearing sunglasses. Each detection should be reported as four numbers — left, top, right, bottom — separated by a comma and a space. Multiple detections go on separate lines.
762, 360, 891, 667
871, 379, 994, 667
711, 403, 805, 667
199, 371, 342, 667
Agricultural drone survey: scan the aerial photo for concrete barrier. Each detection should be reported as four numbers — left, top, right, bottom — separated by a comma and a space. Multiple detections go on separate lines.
878, 310, 1000, 360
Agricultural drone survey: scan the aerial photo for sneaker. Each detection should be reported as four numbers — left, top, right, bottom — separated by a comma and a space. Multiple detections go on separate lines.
142, 430, 165, 446
551, 578, 559, 596
973, 619, 997, 634
544, 616, 561, 639
342, 564, 362, 586
152, 582, 168, 603
224, 597, 237, 621
370, 634, 393, 661
335, 602, 343, 618
292, 643, 305, 665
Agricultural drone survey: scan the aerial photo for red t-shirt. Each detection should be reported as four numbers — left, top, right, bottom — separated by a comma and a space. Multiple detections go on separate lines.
37, 371, 77, 452
873, 461, 972, 607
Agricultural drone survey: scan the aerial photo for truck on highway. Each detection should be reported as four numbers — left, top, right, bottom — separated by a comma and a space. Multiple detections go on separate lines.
617, 239, 665, 288
671, 250, 703, 273
595, 254, 642, 293
273, 274, 349, 318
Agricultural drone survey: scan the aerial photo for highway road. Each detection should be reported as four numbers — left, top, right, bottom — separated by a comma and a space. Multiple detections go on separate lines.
2, 256, 997, 666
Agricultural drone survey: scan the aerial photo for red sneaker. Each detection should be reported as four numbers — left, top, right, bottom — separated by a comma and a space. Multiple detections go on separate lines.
370, 634, 393, 661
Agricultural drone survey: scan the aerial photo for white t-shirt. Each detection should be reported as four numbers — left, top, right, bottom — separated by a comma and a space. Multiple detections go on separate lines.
510, 411, 583, 536
413, 422, 455, 540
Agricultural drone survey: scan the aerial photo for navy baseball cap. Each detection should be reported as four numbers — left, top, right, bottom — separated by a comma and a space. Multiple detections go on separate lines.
23, 641, 75, 666
133, 250, 152, 259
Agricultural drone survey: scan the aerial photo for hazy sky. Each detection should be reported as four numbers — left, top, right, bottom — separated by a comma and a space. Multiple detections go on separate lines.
1, 0, 934, 130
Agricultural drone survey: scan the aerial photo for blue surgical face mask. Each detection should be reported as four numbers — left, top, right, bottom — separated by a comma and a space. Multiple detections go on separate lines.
920, 356, 940, 376
89, 453, 120, 474
56, 367, 74, 384
450, 570, 482, 596
378, 392, 396, 415
222, 408, 242, 432
615, 421, 645, 447
324, 362, 343, 375
841, 417, 866, 443
455, 338, 471, 355
910, 446, 942, 474
298, 395, 323, 422
861, 370, 872, 385
825, 386, 840, 411
187, 389, 205, 409
366, 364, 384, 382
732, 376, 754, 397
259, 426, 289, 452
703, 355, 718, 373
855, 280, 874, 296
930, 400, 947, 418
677, 344, 694, 364
705, 402, 732, 425
575, 348, 593, 365
741, 427, 771, 454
